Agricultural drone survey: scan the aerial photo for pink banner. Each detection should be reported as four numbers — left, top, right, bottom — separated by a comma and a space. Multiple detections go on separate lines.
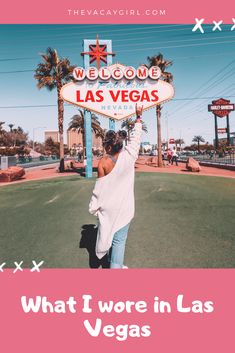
0, 0, 234, 24
0, 269, 234, 352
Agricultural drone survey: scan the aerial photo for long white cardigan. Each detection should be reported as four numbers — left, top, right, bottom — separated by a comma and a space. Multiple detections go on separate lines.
89, 122, 142, 259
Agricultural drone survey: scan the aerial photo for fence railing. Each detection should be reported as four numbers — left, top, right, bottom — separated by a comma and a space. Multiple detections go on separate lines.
179, 153, 235, 166
16, 156, 60, 168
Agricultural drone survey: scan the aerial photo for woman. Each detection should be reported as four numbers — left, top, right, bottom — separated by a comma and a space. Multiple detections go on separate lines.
89, 105, 143, 268
167, 148, 173, 165
171, 147, 178, 166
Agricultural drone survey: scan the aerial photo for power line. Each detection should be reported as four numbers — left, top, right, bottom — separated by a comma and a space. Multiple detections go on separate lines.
1, 95, 235, 109
3, 25, 192, 41
4, 25, 232, 47
0, 27, 192, 50
1, 46, 235, 76
187, 82, 235, 115
0, 57, 36, 62
117, 39, 235, 52
178, 70, 235, 116
1, 50, 235, 72
0, 29, 234, 66
4, 24, 189, 35
56, 37, 235, 54
0, 70, 33, 74
171, 59, 235, 115
113, 34, 235, 48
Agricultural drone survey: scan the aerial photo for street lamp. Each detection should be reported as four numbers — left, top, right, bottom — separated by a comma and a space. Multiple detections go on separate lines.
33, 126, 47, 151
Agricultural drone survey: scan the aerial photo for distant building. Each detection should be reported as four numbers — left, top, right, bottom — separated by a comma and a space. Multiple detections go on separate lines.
67, 129, 83, 149
93, 132, 103, 150
67, 129, 102, 150
44, 131, 59, 143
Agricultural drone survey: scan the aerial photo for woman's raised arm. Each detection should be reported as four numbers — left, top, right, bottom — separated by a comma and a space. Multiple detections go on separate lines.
125, 105, 143, 160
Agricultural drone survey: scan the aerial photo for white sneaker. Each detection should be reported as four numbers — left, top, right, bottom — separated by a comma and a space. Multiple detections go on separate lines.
122, 265, 128, 269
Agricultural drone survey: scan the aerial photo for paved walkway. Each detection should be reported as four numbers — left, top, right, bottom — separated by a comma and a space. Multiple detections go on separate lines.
0, 156, 234, 186
135, 156, 235, 179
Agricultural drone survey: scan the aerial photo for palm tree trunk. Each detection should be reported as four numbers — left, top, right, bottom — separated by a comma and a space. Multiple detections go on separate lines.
156, 105, 163, 167
57, 83, 65, 172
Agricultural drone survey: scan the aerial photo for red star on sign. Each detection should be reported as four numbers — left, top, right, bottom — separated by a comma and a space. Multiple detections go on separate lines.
81, 35, 115, 69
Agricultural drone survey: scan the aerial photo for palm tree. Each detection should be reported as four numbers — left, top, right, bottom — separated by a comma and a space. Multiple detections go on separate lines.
17, 126, 24, 134
121, 118, 133, 141
147, 53, 173, 167
95, 128, 106, 142
192, 135, 205, 152
121, 118, 148, 141
34, 47, 75, 172
68, 109, 103, 159
175, 138, 185, 150
8, 124, 14, 132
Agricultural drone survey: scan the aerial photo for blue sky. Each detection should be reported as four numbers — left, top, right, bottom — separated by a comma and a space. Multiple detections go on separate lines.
0, 24, 235, 145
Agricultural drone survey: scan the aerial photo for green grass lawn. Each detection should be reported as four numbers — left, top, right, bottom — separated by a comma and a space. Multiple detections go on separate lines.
0, 172, 235, 268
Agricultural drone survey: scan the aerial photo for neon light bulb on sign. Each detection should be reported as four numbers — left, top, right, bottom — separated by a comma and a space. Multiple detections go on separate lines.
85, 67, 99, 80
124, 66, 136, 80
136, 66, 149, 80
73, 65, 161, 81
149, 66, 162, 79
98, 67, 111, 80
73, 67, 86, 81
111, 67, 124, 80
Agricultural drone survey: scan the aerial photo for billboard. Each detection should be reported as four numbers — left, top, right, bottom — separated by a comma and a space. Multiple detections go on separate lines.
208, 98, 235, 118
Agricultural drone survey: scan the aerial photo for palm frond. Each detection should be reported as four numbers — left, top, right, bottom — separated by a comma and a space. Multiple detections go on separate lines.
68, 109, 104, 137
147, 53, 173, 82
35, 47, 75, 90
141, 121, 148, 133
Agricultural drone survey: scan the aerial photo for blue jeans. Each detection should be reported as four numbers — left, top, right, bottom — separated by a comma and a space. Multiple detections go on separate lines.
109, 223, 130, 269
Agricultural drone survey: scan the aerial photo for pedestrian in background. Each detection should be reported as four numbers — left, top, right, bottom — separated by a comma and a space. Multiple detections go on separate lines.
77, 143, 83, 162
171, 147, 178, 166
167, 148, 173, 165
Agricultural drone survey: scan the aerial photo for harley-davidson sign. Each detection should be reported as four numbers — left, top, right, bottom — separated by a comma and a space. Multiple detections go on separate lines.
208, 98, 235, 118
61, 63, 174, 120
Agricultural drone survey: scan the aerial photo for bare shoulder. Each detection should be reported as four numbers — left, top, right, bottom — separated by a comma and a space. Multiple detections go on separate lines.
98, 158, 106, 178
98, 156, 108, 166
97, 155, 115, 178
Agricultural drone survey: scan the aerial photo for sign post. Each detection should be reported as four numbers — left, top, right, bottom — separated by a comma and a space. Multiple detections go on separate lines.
214, 114, 219, 149
82, 36, 115, 178
208, 98, 234, 148
83, 40, 92, 178
226, 114, 230, 145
